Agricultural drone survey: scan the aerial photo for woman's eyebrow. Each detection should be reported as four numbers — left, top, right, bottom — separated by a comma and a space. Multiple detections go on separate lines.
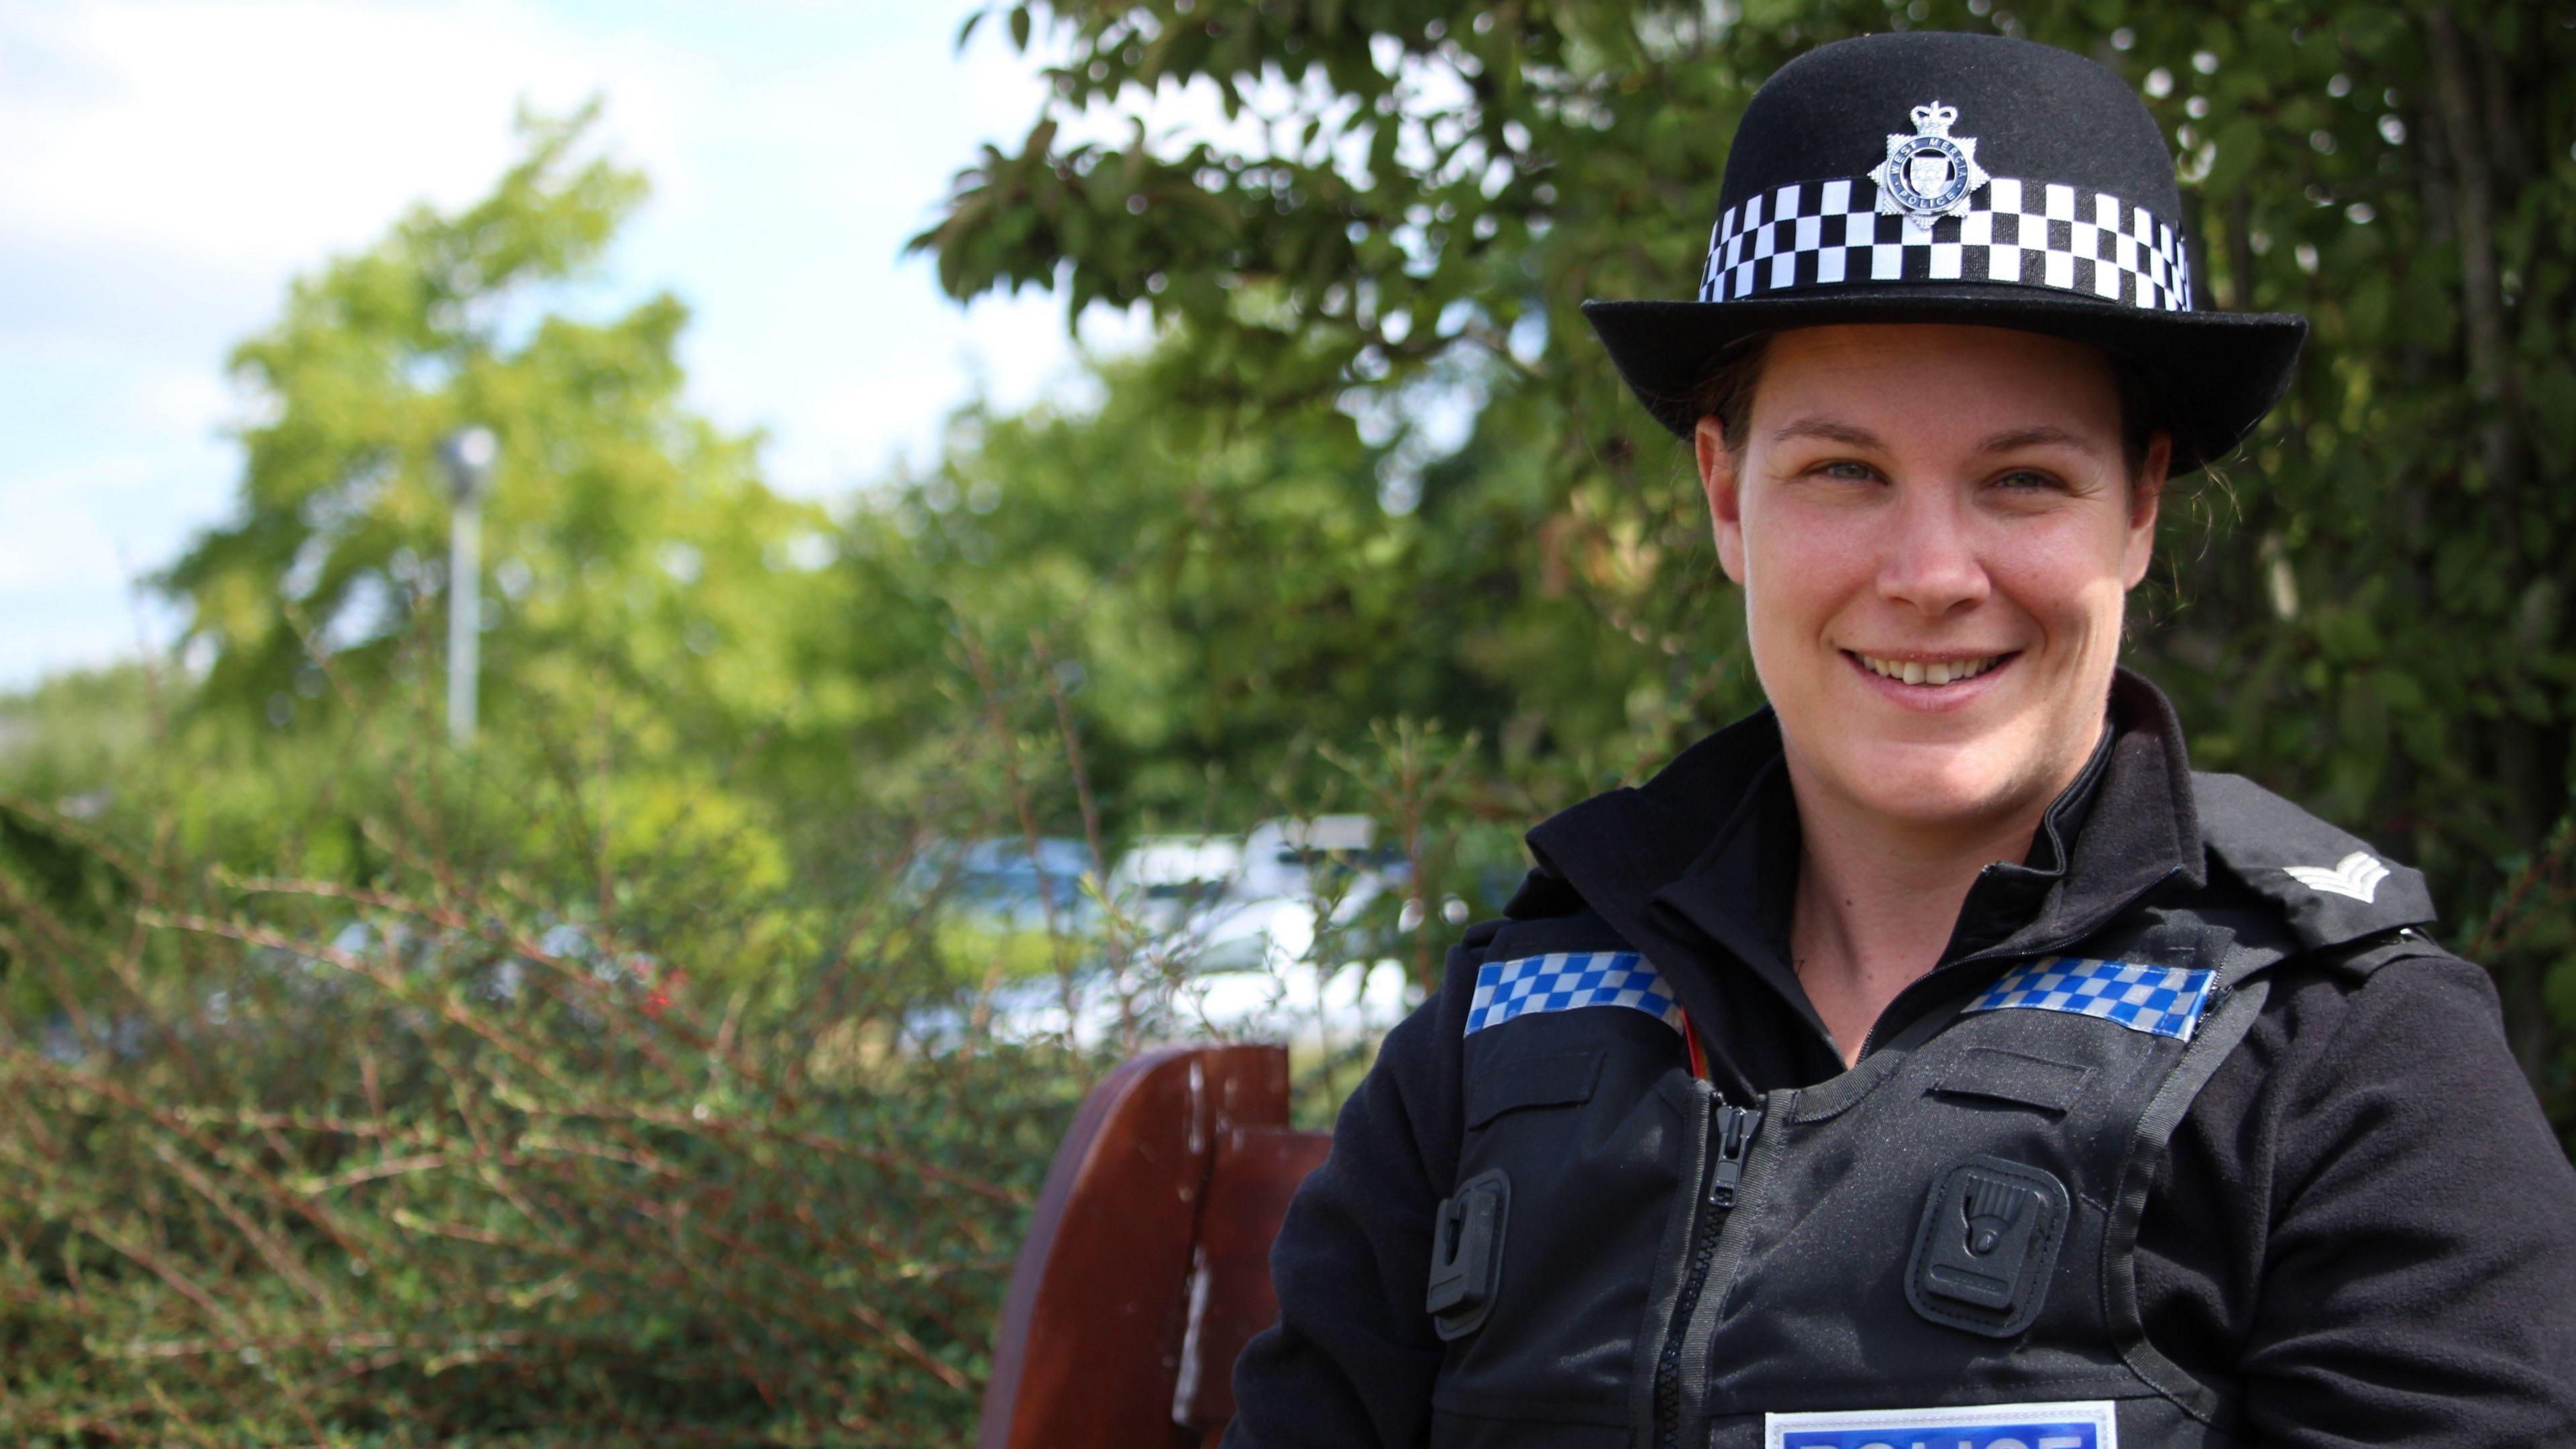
1978, 424, 2105, 457
1768, 417, 1883, 448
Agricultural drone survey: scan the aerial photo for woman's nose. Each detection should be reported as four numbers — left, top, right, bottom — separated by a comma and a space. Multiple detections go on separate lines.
1875, 493, 1990, 616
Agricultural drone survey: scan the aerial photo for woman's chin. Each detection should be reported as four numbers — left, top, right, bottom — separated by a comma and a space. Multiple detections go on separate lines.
1821, 748, 2038, 833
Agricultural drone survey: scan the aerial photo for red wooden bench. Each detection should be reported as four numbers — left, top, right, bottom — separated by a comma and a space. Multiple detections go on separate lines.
977, 1043, 1331, 1448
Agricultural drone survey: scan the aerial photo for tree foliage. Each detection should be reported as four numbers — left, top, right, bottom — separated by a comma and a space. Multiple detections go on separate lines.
861, 347, 1658, 829
158, 106, 853, 805
920, 0, 2576, 1109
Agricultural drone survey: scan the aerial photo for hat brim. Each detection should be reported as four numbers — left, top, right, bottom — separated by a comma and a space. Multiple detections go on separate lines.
1581, 286, 2307, 475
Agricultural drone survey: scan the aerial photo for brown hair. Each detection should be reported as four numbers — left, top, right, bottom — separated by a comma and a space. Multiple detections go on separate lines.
1692, 331, 2165, 482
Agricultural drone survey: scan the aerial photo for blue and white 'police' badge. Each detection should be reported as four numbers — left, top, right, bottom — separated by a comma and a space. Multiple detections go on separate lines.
1872, 101, 1990, 235
1766, 1398, 2118, 1449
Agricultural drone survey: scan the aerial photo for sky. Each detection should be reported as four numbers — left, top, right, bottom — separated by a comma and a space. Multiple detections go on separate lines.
0, 0, 1153, 689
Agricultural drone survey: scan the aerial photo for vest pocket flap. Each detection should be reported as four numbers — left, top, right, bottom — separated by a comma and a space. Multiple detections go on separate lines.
1465, 1050, 1605, 1130
1927, 1046, 2094, 1114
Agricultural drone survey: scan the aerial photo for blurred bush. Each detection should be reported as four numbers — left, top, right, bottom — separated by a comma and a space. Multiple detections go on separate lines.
0, 640, 1493, 1442
0, 745, 1095, 1445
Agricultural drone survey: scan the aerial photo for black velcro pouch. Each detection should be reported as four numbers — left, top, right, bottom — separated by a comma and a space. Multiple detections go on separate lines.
1426, 1169, 1511, 1340
1905, 1155, 2068, 1338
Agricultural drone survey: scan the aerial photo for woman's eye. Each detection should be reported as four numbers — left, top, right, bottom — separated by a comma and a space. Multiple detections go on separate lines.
1994, 469, 2064, 492
1815, 460, 1876, 481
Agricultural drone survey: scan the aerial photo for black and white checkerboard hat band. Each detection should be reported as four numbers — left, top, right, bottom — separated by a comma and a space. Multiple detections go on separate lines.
1580, 31, 2311, 469
1698, 175, 2192, 313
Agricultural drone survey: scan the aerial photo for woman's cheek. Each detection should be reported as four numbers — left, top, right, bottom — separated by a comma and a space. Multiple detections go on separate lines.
1990, 521, 2129, 644
1750, 509, 1875, 612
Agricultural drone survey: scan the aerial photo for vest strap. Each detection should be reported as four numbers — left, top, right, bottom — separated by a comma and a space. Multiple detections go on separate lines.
2102, 973, 2273, 1428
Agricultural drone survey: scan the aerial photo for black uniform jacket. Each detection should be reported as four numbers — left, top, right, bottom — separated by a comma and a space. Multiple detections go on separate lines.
1224, 671, 2576, 1448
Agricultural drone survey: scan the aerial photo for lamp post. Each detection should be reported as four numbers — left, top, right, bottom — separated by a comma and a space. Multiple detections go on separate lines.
438, 426, 498, 745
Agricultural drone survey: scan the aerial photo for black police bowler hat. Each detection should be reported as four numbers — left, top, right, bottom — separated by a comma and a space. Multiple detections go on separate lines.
1582, 31, 2306, 473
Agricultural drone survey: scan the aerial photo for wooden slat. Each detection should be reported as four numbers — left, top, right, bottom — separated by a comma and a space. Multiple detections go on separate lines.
978, 1043, 1324, 1449
1172, 1123, 1334, 1437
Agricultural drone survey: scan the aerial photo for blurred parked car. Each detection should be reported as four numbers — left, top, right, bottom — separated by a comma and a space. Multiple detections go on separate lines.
1104, 834, 1242, 936
1233, 814, 1401, 905
906, 837, 1099, 931
1183, 815, 1406, 971
901, 819, 1436, 1053
1175, 953, 1415, 1042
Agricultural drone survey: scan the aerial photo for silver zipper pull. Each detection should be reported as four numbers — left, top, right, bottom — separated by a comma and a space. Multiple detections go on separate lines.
1709, 1103, 1764, 1208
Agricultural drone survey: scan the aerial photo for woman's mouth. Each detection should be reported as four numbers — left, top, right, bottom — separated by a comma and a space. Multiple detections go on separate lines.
1847, 651, 2016, 687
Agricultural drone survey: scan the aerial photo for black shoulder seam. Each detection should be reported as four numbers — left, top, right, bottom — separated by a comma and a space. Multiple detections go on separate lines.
2299, 926, 2454, 980
1501, 865, 1585, 922
2191, 771, 2438, 951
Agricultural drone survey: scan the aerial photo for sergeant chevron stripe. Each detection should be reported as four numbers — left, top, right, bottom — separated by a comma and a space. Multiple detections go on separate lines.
2281, 851, 2390, 903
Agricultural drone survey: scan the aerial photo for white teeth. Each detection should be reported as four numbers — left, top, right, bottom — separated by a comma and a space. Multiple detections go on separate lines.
1858, 653, 2002, 685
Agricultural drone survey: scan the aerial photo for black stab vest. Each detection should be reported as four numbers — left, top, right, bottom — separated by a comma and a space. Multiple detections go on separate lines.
1424, 774, 2437, 1449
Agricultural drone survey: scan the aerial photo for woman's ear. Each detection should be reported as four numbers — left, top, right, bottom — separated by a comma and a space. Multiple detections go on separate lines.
1696, 417, 1750, 584
2122, 429, 2171, 590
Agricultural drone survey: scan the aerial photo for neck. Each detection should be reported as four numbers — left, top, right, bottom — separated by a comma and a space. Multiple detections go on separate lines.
1784, 737, 2094, 1065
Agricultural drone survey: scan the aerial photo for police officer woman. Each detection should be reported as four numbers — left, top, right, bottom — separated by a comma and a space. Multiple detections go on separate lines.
1226, 30, 2576, 1449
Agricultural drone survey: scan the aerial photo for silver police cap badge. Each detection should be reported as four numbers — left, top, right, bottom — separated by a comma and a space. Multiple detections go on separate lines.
1872, 101, 1989, 234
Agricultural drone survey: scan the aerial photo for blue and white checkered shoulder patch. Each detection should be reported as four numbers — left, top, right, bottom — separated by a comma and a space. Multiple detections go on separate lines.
1964, 957, 2216, 1041
1466, 952, 1686, 1036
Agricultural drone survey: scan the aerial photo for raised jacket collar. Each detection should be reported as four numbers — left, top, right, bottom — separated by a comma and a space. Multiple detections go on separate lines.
1521, 667, 2203, 1078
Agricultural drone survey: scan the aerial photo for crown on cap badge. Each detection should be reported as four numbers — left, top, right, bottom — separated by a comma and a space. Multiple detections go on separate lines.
1873, 99, 1989, 233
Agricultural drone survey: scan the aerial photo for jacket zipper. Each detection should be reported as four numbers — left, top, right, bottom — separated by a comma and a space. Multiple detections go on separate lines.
1651, 1095, 1764, 1449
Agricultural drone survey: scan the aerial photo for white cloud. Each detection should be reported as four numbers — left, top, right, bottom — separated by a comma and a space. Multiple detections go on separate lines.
0, 1, 675, 268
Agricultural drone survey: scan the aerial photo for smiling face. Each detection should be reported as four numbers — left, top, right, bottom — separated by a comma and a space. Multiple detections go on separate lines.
1697, 324, 2167, 839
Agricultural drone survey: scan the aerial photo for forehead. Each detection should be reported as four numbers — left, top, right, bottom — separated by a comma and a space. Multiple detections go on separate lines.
1752, 324, 2123, 439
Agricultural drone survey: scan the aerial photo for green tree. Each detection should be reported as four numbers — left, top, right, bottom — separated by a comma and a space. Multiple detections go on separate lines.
158, 105, 853, 806
919, 1, 2576, 1119
135, 107, 893, 938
